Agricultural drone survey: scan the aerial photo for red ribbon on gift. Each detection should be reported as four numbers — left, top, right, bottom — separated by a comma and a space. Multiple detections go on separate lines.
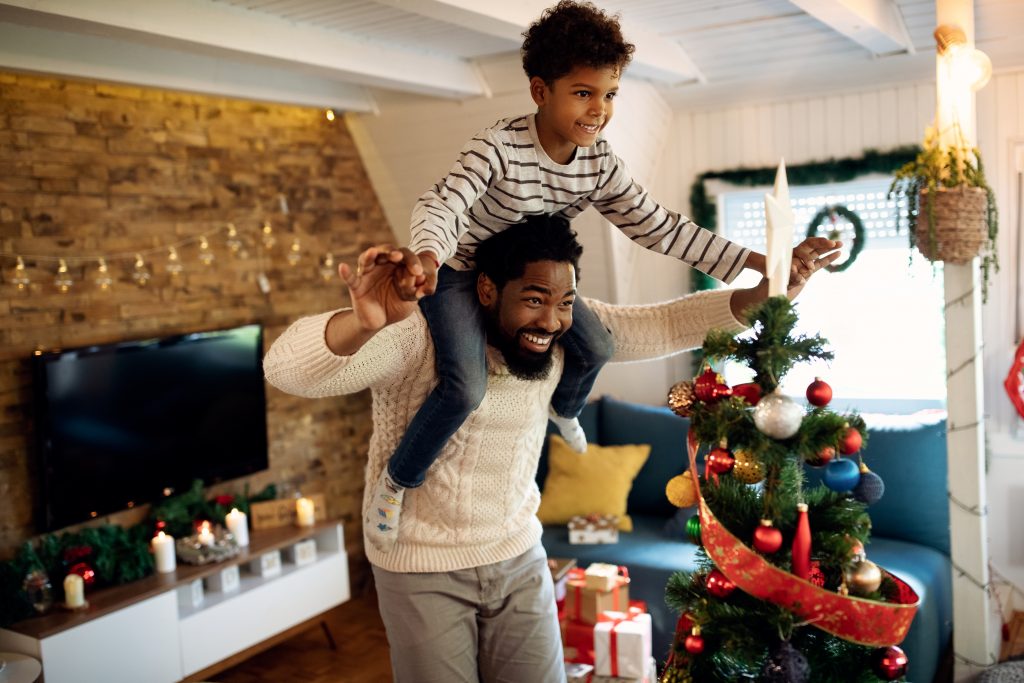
598, 606, 643, 677
687, 432, 919, 646
566, 566, 629, 621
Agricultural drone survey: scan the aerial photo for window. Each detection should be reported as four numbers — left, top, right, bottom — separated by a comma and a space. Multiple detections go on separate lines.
717, 177, 946, 413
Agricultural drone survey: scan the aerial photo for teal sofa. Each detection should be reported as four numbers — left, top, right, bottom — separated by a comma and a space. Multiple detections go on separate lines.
539, 396, 952, 683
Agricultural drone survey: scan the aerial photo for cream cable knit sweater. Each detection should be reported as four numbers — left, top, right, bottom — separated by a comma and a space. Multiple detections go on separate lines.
263, 289, 744, 573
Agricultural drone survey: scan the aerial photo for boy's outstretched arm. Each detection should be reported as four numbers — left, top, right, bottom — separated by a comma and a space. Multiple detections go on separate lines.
741, 236, 842, 287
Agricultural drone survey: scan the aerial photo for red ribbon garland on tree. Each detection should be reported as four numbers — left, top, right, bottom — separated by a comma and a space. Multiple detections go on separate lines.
687, 433, 918, 646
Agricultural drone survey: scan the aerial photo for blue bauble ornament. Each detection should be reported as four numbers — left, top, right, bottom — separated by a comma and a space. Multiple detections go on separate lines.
853, 469, 885, 505
823, 458, 860, 492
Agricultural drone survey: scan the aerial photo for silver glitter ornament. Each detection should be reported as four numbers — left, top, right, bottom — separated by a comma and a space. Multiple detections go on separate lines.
753, 390, 803, 439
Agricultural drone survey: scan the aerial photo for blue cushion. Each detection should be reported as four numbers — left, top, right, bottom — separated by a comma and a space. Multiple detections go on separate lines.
805, 415, 950, 556
598, 396, 691, 518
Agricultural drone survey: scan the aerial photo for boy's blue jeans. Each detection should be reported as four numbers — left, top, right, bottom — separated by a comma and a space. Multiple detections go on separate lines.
387, 266, 614, 488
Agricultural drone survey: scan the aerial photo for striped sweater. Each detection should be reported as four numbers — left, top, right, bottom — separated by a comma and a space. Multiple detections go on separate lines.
409, 113, 750, 283
263, 289, 745, 573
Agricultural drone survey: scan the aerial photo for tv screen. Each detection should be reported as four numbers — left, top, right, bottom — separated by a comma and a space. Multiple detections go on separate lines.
32, 324, 269, 531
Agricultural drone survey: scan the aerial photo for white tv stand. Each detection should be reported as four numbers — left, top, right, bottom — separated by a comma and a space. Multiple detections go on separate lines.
0, 521, 349, 683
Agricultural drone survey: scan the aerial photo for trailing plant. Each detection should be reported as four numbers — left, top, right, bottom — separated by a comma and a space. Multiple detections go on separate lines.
888, 125, 998, 301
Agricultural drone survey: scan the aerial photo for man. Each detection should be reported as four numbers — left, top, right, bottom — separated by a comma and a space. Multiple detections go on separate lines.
263, 216, 838, 682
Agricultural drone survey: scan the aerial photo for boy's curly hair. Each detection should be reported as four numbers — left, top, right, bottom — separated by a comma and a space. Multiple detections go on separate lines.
521, 1, 635, 83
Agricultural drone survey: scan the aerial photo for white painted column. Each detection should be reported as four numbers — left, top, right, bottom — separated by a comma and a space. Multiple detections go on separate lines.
935, 0, 999, 679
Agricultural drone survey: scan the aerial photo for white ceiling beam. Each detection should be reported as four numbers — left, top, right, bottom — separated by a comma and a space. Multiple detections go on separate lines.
0, 0, 488, 99
373, 0, 705, 86
0, 21, 377, 112
788, 0, 915, 56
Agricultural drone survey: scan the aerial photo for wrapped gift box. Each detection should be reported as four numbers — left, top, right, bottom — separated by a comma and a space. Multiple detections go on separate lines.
562, 617, 595, 665
566, 661, 595, 682
591, 656, 657, 683
565, 569, 630, 625
585, 563, 625, 592
569, 514, 620, 544
594, 608, 652, 679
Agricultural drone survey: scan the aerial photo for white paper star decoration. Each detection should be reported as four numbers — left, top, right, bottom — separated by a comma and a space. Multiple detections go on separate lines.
763, 159, 795, 297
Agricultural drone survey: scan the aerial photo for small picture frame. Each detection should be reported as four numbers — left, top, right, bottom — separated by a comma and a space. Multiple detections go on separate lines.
249, 550, 282, 578
284, 538, 317, 567
177, 579, 204, 610
206, 564, 241, 593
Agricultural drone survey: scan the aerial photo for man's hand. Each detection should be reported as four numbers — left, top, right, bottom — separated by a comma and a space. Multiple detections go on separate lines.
388, 250, 440, 300
340, 246, 423, 332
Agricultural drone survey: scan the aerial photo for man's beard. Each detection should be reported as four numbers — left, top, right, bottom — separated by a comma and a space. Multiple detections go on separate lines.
485, 312, 557, 381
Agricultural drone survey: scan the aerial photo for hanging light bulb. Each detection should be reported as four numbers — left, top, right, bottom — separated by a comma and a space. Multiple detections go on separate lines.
225, 223, 243, 254
54, 258, 73, 293
11, 256, 30, 291
198, 235, 215, 266
287, 237, 302, 266
166, 247, 184, 276
935, 24, 992, 90
319, 253, 336, 281
132, 253, 151, 287
325, 109, 336, 122
94, 258, 113, 291
261, 221, 276, 249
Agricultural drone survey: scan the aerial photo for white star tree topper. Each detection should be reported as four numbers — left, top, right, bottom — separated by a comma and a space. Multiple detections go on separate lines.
764, 159, 795, 297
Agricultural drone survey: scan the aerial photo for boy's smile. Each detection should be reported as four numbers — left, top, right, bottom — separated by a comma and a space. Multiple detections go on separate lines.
531, 65, 620, 165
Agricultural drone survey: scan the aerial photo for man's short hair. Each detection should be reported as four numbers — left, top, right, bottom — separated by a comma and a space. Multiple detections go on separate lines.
521, 1, 635, 83
475, 215, 583, 290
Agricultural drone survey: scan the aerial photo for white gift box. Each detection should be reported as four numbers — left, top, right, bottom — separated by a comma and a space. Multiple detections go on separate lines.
569, 515, 619, 544
591, 656, 657, 683
585, 562, 623, 592
594, 610, 652, 679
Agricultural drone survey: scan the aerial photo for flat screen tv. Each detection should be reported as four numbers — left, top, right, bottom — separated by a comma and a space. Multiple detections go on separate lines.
32, 323, 269, 531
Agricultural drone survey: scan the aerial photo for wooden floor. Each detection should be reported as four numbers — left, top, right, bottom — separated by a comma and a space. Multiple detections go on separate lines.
210, 590, 393, 683
1002, 611, 1024, 662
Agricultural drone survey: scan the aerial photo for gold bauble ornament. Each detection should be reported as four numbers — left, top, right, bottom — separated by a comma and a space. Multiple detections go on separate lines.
668, 380, 697, 417
666, 473, 698, 508
844, 558, 882, 596
732, 449, 766, 484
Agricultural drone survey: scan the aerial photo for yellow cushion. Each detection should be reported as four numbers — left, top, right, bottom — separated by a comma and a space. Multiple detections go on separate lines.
536, 435, 651, 532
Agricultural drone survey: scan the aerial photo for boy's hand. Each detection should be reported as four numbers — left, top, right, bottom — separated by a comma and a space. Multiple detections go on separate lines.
789, 237, 842, 288
339, 246, 422, 332
414, 250, 439, 297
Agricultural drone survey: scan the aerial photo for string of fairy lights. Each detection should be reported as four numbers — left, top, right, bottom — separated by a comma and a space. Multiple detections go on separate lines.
2, 199, 339, 294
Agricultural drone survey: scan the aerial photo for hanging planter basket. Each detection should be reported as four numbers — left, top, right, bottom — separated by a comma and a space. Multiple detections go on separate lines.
914, 185, 989, 264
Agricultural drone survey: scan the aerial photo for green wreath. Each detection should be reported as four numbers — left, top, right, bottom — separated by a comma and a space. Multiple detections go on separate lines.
805, 204, 865, 273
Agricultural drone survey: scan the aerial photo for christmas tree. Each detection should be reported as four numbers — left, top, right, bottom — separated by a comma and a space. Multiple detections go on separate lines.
660, 296, 917, 683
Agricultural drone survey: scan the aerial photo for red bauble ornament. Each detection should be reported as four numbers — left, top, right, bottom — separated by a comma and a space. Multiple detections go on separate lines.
684, 626, 705, 654
69, 562, 96, 588
872, 645, 909, 680
807, 445, 835, 467
695, 368, 729, 403
706, 569, 736, 598
733, 382, 763, 406
839, 426, 863, 455
706, 446, 736, 475
753, 519, 783, 554
806, 377, 833, 407
808, 561, 826, 588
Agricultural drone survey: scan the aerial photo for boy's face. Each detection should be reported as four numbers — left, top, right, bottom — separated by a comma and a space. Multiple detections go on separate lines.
531, 65, 620, 163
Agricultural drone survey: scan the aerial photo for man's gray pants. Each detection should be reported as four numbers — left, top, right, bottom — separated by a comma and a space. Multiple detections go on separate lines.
371, 543, 567, 683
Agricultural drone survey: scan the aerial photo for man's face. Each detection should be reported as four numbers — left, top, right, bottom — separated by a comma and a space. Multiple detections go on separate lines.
480, 260, 577, 381
531, 65, 620, 163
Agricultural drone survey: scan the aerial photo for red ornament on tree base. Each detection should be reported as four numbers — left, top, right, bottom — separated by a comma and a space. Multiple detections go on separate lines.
753, 519, 783, 554
684, 625, 705, 654
839, 426, 863, 455
872, 645, 909, 680
706, 569, 736, 599
707, 444, 736, 475
695, 367, 731, 403
807, 445, 835, 467
733, 382, 763, 406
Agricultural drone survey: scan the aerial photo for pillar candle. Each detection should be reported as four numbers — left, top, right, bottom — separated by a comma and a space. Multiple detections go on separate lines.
225, 508, 249, 547
152, 531, 176, 573
197, 521, 215, 547
64, 573, 85, 609
296, 497, 315, 527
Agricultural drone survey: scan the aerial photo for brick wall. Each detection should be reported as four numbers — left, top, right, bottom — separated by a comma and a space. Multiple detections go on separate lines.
0, 72, 395, 585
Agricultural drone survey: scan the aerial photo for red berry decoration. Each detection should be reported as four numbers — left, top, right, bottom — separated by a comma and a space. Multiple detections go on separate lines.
807, 445, 835, 467
805, 377, 832, 407
684, 626, 705, 654
706, 446, 736, 475
732, 382, 763, 406
69, 562, 96, 588
706, 569, 736, 598
839, 426, 863, 455
872, 645, 909, 680
695, 368, 729, 403
753, 519, 783, 554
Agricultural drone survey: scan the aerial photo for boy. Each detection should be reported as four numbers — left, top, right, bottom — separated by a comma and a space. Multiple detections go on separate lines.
370, 0, 819, 553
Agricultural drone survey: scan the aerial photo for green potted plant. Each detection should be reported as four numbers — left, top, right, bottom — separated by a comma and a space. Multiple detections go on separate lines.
889, 125, 998, 300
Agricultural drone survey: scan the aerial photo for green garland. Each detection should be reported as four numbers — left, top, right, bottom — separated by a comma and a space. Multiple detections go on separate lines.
0, 479, 276, 627
805, 204, 865, 273
689, 147, 919, 292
